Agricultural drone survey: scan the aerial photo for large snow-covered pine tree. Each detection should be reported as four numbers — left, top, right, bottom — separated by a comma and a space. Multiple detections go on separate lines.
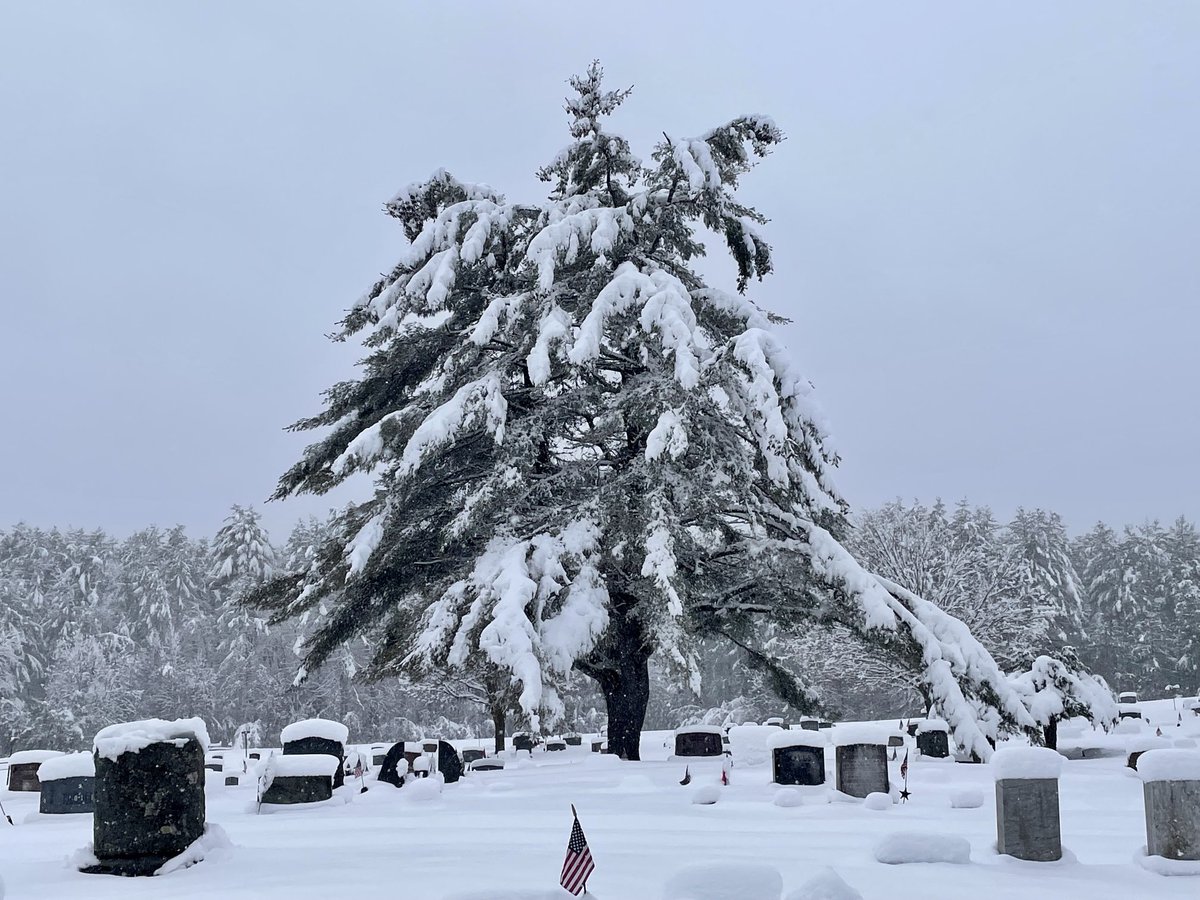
252, 64, 1039, 759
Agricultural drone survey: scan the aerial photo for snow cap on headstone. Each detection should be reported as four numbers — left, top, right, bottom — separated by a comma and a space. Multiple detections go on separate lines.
92, 717, 210, 761
990, 745, 1063, 781
280, 718, 349, 745
1136, 749, 1200, 783
767, 729, 827, 750
37, 751, 95, 781
7, 749, 64, 766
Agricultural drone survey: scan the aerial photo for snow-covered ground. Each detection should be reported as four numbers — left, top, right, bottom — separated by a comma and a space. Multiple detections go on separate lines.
1, 699, 1198, 899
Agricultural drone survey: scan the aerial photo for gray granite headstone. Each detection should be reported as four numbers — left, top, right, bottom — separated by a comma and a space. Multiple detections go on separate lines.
39, 776, 95, 814
995, 778, 1062, 861
86, 737, 206, 876
1144, 780, 1200, 860
261, 774, 333, 805
674, 731, 723, 757
773, 745, 825, 786
835, 744, 888, 798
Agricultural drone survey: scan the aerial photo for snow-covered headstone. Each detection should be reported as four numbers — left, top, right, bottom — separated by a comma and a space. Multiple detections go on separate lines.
769, 730, 826, 786
513, 733, 534, 753
991, 746, 1062, 862
673, 725, 724, 758
915, 720, 951, 758
435, 741, 464, 784
1127, 736, 1171, 771
462, 749, 486, 764
259, 753, 338, 805
37, 752, 95, 814
833, 727, 889, 798
84, 717, 209, 876
1138, 750, 1200, 861
798, 719, 820, 732
281, 718, 348, 789
6, 749, 62, 792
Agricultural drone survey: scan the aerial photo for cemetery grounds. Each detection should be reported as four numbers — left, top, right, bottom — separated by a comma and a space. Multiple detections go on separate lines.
1, 697, 1198, 899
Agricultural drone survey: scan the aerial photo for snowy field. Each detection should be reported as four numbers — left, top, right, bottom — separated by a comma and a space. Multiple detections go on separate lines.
2, 698, 1199, 899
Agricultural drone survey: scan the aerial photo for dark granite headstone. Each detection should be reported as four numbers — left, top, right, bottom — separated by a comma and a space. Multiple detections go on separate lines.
799, 720, 820, 732
513, 734, 534, 753
674, 731, 723, 757
818, 721, 833, 730
591, 740, 604, 753
283, 736, 345, 789
204, 762, 222, 772
564, 735, 582, 746
261, 774, 333, 804
224, 776, 239, 787
835, 744, 889, 798
916, 730, 950, 758
39, 776, 95, 814
377, 741, 412, 787
372, 753, 387, 767
86, 737, 206, 876
995, 778, 1062, 861
436, 741, 463, 784
462, 749, 486, 764
470, 759, 505, 771
545, 740, 567, 752
772, 745, 825, 786
887, 735, 905, 748
6, 762, 43, 792
422, 740, 438, 753
1144, 780, 1200, 860
248, 752, 261, 760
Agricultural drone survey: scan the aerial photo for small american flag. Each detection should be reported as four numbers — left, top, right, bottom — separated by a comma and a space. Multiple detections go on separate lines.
560, 807, 595, 896
353, 760, 363, 777
900, 750, 909, 781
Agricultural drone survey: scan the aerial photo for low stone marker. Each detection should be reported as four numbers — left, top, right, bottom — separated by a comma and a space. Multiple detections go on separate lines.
916, 720, 951, 759
469, 758, 504, 772
564, 734, 583, 746
37, 752, 95, 814
259, 753, 339, 805
1138, 749, 1200, 861
992, 746, 1062, 862
769, 730, 826, 786
1127, 736, 1171, 770
591, 740, 605, 753
545, 739, 567, 752
672, 725, 724, 758
763, 717, 787, 729
462, 748, 486, 764
6, 750, 63, 792
833, 728, 889, 798
85, 717, 209, 876
798, 718, 820, 732
281, 718, 349, 789
818, 721, 833, 730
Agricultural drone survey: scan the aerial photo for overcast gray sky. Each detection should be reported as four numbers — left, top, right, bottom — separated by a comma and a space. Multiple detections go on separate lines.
2, 1, 1197, 543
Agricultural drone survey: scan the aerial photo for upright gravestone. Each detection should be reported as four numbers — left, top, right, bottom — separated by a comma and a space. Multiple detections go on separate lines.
798, 718, 820, 732
672, 726, 724, 758
1127, 736, 1171, 771
916, 720, 951, 759
513, 733, 535, 753
992, 746, 1063, 862
259, 753, 339, 805
281, 718, 349, 789
422, 740, 438, 753
769, 731, 826, 786
1138, 749, 1200, 861
564, 734, 583, 746
435, 741, 464, 784
377, 741, 417, 787
85, 717, 209, 876
545, 739, 567, 752
833, 728, 889, 799
6, 750, 63, 792
462, 748, 486, 765
37, 752, 95, 814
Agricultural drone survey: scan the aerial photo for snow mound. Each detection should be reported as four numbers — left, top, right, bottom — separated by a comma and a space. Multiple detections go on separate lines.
1136, 749, 1200, 783
915, 719, 949, 734
1175, 738, 1198, 749
402, 776, 443, 801
1135, 848, 1200, 876
691, 784, 721, 805
280, 718, 349, 745
1114, 718, 1144, 735
615, 774, 658, 793
662, 861, 782, 899
155, 823, 233, 875
772, 788, 804, 808
990, 746, 1062, 781
37, 752, 94, 781
950, 788, 984, 809
93, 717, 210, 760
874, 831, 972, 865
7, 749, 63, 766
863, 791, 891, 810
728, 725, 778, 766
767, 730, 826, 750
784, 867, 862, 900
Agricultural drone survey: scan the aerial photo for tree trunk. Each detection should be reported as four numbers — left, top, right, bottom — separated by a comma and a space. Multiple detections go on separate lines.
490, 703, 506, 755
577, 593, 653, 761
1043, 716, 1058, 751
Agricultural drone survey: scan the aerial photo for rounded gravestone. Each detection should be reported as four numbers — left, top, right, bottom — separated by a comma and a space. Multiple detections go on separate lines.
436, 741, 464, 784
38, 752, 95, 814
86, 717, 209, 876
281, 719, 349, 790
6, 750, 63, 792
